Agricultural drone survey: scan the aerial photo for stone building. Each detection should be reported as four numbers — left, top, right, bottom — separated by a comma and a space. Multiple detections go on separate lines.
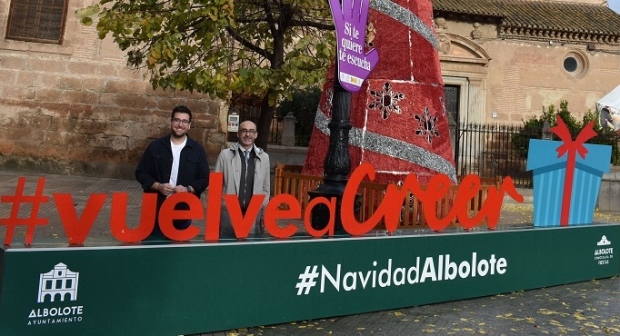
433, 0, 620, 125
0, 0, 227, 178
0, 0, 619, 179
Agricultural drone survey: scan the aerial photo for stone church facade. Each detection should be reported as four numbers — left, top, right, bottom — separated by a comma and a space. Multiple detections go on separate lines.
433, 0, 620, 126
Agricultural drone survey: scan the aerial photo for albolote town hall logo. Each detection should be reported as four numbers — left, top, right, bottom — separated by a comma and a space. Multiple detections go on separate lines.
38, 263, 79, 303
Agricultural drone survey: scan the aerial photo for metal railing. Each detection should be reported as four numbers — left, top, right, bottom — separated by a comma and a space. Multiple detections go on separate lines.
451, 123, 537, 188
268, 115, 283, 145
255, 109, 620, 187
451, 123, 620, 188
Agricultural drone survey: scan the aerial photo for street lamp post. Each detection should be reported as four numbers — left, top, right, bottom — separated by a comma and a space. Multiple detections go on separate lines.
308, 69, 352, 232
309, 0, 375, 232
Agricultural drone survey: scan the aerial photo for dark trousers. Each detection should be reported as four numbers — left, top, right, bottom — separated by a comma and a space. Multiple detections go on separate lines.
146, 202, 192, 241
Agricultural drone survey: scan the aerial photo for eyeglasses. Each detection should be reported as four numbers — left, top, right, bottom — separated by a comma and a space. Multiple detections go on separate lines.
172, 118, 190, 125
239, 129, 257, 135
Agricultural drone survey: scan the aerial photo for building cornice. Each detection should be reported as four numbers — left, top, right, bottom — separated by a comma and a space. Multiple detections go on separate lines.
433, 0, 620, 46
500, 26, 620, 45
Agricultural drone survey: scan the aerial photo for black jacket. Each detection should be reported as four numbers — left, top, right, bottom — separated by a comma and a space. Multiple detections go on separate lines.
135, 134, 210, 205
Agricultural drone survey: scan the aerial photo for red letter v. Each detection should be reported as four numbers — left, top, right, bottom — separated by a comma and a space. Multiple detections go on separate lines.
110, 192, 156, 243
54, 193, 107, 245
225, 194, 265, 239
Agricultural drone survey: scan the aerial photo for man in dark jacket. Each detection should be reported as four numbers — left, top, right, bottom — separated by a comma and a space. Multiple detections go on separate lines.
135, 105, 210, 240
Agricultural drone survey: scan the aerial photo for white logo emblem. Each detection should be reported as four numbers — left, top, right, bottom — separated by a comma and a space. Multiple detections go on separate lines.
597, 236, 612, 246
37, 263, 79, 303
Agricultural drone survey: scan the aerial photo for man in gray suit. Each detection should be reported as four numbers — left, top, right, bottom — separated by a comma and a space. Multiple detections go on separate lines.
214, 120, 270, 238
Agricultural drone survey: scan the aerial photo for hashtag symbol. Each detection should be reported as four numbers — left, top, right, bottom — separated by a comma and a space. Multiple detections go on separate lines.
1, 177, 49, 245
295, 265, 319, 295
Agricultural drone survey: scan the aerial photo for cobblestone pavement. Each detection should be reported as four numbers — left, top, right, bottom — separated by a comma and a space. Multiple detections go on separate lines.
0, 170, 619, 335
205, 276, 620, 336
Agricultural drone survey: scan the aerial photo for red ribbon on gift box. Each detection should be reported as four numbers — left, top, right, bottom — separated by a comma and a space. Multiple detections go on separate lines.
550, 116, 597, 226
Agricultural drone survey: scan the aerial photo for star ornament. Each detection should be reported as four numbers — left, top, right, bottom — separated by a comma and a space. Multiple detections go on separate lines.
368, 82, 405, 119
415, 107, 440, 144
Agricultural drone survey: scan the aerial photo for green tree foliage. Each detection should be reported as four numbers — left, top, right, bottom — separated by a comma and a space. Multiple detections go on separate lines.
76, 0, 336, 149
512, 100, 620, 164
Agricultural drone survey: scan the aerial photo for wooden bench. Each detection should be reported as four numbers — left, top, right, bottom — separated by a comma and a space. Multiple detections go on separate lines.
273, 163, 322, 211
273, 162, 501, 230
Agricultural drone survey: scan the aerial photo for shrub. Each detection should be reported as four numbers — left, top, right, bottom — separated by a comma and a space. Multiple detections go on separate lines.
511, 100, 620, 165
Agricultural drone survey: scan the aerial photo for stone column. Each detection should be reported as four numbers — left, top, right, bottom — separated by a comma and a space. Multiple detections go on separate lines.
281, 112, 297, 146
467, 79, 486, 124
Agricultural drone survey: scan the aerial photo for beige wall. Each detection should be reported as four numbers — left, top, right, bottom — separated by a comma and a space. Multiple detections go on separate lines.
436, 18, 620, 125
0, 0, 227, 178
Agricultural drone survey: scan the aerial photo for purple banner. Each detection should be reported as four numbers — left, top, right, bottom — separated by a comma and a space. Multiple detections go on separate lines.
329, 0, 379, 92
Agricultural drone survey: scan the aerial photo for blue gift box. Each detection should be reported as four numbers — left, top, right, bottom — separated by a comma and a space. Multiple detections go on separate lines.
526, 139, 611, 227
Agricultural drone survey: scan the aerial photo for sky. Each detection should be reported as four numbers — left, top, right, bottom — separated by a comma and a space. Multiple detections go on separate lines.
610, 0, 620, 13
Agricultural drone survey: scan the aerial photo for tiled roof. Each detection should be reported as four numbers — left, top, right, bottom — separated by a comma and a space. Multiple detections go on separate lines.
432, 0, 620, 36
432, 0, 506, 18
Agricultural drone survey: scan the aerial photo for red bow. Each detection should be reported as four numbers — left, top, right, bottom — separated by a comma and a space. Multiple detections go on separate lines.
549, 115, 596, 226
551, 116, 597, 159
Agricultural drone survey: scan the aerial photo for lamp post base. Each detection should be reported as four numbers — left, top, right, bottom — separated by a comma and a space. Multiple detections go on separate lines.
308, 180, 361, 234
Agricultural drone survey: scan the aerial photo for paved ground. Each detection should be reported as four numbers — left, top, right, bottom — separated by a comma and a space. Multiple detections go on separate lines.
0, 170, 619, 335
217, 277, 620, 336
